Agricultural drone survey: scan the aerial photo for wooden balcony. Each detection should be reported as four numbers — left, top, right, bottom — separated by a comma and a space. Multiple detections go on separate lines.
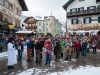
25, 26, 37, 29
67, 8, 100, 18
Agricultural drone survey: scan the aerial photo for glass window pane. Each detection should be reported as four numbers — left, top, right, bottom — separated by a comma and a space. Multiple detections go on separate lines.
85, 18, 89, 23
73, 19, 77, 24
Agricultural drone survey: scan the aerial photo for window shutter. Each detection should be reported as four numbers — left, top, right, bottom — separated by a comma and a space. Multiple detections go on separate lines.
94, 6, 96, 9
75, 8, 77, 11
78, 8, 80, 11
82, 7, 84, 10
98, 17, 100, 23
71, 19, 73, 24
70, 9, 72, 12
83, 18, 85, 24
89, 18, 91, 23
87, 7, 89, 10
97, 5, 100, 8
77, 19, 78, 24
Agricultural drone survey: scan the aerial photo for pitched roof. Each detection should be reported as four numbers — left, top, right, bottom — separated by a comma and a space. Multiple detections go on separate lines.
24, 17, 33, 22
18, 0, 28, 11
63, 0, 74, 10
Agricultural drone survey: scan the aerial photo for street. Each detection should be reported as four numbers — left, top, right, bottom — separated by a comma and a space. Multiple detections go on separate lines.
0, 49, 100, 75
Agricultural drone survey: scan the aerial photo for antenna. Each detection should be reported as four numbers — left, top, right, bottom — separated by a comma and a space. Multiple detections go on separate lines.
51, 11, 52, 16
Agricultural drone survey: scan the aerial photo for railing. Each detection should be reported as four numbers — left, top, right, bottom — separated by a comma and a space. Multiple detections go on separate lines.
25, 26, 37, 29
67, 8, 100, 17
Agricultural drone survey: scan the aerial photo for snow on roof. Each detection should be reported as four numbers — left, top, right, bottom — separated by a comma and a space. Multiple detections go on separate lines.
16, 31, 33, 34
34, 16, 49, 20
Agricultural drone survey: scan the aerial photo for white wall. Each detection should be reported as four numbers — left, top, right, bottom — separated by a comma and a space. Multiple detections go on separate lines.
37, 20, 49, 33
67, 15, 99, 25
66, 0, 100, 26
67, 0, 100, 12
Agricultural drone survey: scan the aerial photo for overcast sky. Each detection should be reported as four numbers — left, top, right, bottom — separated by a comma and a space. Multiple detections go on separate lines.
23, 0, 68, 22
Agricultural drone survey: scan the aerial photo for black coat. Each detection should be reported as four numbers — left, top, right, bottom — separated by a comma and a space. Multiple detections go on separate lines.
35, 42, 42, 50
54, 41, 61, 55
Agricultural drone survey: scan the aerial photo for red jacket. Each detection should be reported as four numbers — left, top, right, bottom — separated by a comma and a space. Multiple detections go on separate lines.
44, 42, 54, 56
74, 41, 81, 49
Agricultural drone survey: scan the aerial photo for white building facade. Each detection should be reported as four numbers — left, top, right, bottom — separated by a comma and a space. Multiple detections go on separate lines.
37, 16, 62, 37
24, 16, 62, 37
63, 0, 100, 31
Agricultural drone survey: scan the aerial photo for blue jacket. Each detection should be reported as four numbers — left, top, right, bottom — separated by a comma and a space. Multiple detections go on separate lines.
82, 42, 88, 49
27, 41, 33, 49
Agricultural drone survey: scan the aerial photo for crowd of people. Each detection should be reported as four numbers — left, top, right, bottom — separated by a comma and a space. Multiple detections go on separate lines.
6, 33, 100, 70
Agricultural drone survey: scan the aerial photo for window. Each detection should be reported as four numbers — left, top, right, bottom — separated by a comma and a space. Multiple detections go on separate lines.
39, 23, 41, 26
71, 19, 78, 24
70, 8, 77, 12
43, 23, 45, 26
15, 19, 20, 26
43, 28, 45, 32
78, 7, 84, 11
79, 0, 84, 2
9, 4, 13, 11
8, 17, 12, 23
83, 17, 91, 24
46, 22, 48, 25
0, 13, 3, 21
39, 29, 42, 32
4, 15, 8, 22
0, 0, 3, 5
97, 5, 100, 8
87, 6, 96, 10
98, 17, 100, 23
46, 28, 48, 32
5, 1, 8, 8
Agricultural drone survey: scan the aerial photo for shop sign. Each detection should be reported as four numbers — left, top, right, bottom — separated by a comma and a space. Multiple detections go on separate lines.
8, 25, 14, 29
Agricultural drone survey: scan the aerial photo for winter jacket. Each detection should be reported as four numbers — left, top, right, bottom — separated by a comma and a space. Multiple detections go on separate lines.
74, 41, 81, 49
44, 42, 54, 56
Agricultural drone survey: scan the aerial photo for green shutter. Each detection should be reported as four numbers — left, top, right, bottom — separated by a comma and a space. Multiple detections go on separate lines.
87, 7, 89, 10
78, 8, 80, 11
98, 17, 100, 23
70, 9, 72, 12
83, 18, 85, 24
75, 8, 77, 11
71, 19, 73, 24
82, 7, 84, 10
89, 18, 91, 23
97, 5, 100, 8
94, 6, 96, 9
77, 19, 78, 24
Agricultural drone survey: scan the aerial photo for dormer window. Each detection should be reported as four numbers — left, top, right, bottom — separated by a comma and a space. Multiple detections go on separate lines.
79, 0, 84, 2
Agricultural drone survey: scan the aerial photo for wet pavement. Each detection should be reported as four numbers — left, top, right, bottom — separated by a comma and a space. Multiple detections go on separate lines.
0, 50, 100, 75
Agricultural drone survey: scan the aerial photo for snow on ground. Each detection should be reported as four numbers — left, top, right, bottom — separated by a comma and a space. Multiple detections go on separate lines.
0, 46, 27, 60
17, 65, 100, 75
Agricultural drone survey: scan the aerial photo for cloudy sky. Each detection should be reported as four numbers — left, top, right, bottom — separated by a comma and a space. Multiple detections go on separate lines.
23, 0, 68, 22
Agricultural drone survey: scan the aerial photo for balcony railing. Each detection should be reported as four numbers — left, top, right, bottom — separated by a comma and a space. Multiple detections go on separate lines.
67, 8, 100, 18
25, 26, 37, 29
